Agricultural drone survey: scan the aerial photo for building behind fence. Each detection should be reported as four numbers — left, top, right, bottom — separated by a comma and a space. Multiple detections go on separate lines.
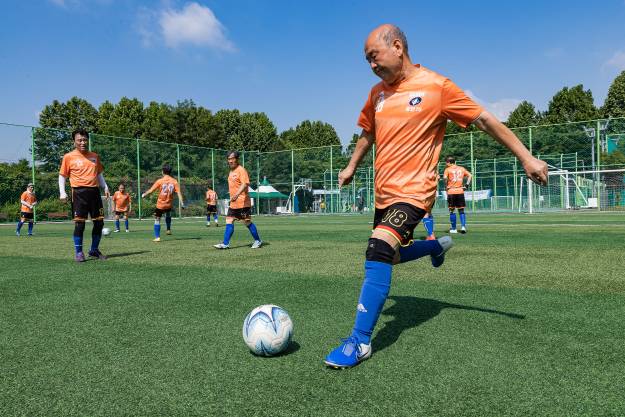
1, 117, 625, 222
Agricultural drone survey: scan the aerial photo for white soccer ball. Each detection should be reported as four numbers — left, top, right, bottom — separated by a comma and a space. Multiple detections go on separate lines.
242, 304, 293, 356
102, 227, 111, 236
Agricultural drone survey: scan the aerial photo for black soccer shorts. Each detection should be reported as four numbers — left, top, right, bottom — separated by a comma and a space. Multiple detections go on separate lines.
71, 187, 104, 221
447, 193, 466, 209
373, 202, 426, 245
227, 206, 252, 221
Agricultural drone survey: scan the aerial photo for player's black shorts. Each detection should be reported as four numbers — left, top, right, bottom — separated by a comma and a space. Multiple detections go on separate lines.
447, 193, 466, 209
20, 211, 34, 220
114, 210, 128, 216
373, 202, 426, 245
206, 204, 218, 214
154, 207, 172, 217
71, 187, 104, 220
227, 206, 252, 220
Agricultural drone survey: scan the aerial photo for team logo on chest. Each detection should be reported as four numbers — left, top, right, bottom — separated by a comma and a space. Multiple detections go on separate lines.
406, 91, 425, 112
374, 92, 386, 112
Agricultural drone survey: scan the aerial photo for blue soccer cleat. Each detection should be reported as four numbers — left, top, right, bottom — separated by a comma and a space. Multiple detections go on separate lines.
431, 236, 453, 268
324, 336, 371, 369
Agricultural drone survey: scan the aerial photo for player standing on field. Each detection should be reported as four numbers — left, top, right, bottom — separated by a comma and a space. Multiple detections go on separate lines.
59, 128, 110, 262
16, 183, 37, 236
142, 164, 184, 242
443, 156, 472, 234
213, 151, 262, 249
205, 184, 219, 227
324, 24, 548, 369
112, 183, 132, 233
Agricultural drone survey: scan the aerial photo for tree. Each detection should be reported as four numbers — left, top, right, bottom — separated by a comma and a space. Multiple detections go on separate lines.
172, 100, 220, 147
98, 97, 144, 138
279, 120, 341, 148
602, 71, 625, 118
543, 85, 598, 124
506, 101, 540, 128
213, 109, 280, 151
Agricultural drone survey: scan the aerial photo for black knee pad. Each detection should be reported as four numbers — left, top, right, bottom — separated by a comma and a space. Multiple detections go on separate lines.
92, 220, 104, 234
74, 221, 86, 237
458, 208, 465, 214
449, 208, 455, 213
365, 238, 396, 264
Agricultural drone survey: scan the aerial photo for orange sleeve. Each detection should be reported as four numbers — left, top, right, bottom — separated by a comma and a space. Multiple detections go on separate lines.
441, 79, 483, 129
147, 179, 161, 194
59, 154, 70, 177
239, 169, 250, 185
96, 155, 104, 174
443, 168, 449, 180
357, 89, 375, 134
174, 180, 180, 193
20, 192, 27, 201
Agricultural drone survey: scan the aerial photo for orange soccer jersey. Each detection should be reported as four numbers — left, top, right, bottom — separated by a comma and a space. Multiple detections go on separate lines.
146, 175, 180, 210
206, 190, 217, 205
112, 191, 131, 212
444, 165, 470, 195
20, 191, 37, 213
228, 165, 251, 209
59, 149, 103, 188
358, 65, 483, 211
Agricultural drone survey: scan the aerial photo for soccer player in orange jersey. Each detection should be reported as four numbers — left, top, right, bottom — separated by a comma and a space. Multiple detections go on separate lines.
16, 183, 37, 236
324, 24, 548, 369
205, 184, 219, 227
112, 183, 132, 233
443, 156, 472, 234
59, 129, 110, 262
213, 151, 262, 249
142, 164, 184, 242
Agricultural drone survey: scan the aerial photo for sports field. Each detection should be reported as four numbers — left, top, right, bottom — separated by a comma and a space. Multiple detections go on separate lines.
1, 212, 624, 416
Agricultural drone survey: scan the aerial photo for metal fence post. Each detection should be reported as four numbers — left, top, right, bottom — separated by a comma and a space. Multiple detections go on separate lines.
470, 132, 475, 212
291, 149, 295, 213
176, 144, 181, 218
136, 138, 142, 219
211, 148, 215, 191
30, 128, 37, 222
329, 146, 333, 213
257, 151, 260, 216
493, 157, 497, 210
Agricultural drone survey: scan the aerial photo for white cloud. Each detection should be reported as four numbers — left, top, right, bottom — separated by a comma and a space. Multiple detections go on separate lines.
465, 90, 522, 122
603, 50, 625, 72
159, 3, 235, 51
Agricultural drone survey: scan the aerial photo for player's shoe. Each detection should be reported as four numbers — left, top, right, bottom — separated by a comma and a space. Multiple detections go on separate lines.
166, 230, 172, 235
215, 223, 219, 227
16, 231, 20, 237
251, 240, 263, 249
75, 252, 86, 262
88, 249, 108, 260
125, 229, 129, 233
27, 233, 33, 236
449, 229, 458, 234
431, 236, 453, 268
425, 234, 436, 241
324, 336, 372, 369
153, 237, 161, 242
114, 229, 120, 233
460, 226, 467, 234
213, 243, 230, 249
206, 222, 210, 227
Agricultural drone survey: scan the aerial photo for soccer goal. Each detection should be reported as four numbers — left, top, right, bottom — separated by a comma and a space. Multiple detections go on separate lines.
518, 168, 625, 213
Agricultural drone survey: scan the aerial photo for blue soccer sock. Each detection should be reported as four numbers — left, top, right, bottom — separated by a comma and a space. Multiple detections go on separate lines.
450, 212, 457, 230
351, 260, 393, 344
115, 219, 120, 231
73, 221, 85, 254
460, 212, 466, 227
423, 216, 434, 236
214, 214, 219, 222
73, 236, 83, 254
125, 219, 129, 230
91, 234, 102, 251
165, 214, 172, 231
398, 239, 442, 263
154, 220, 161, 238
206, 214, 210, 222
16, 221, 24, 233
247, 223, 260, 241
91, 220, 103, 251
28, 222, 33, 235
223, 223, 234, 245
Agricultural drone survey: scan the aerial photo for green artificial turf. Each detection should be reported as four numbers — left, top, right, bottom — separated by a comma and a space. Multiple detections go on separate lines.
1, 212, 624, 416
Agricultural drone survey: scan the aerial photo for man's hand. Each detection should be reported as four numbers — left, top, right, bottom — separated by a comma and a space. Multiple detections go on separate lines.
104, 189, 110, 199
231, 194, 239, 203
141, 193, 147, 198
522, 157, 548, 185
338, 166, 355, 187
60, 193, 68, 203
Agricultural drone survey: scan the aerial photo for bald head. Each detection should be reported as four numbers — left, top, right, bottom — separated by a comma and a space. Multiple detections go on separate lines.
365, 24, 413, 85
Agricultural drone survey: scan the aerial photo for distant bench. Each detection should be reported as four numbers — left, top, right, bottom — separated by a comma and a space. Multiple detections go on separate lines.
47, 212, 69, 221
0, 213, 8, 222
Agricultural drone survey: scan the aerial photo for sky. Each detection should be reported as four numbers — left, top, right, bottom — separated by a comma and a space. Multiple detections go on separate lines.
2, 0, 625, 161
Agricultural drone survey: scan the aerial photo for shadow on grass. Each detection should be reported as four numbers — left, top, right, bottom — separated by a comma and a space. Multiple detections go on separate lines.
248, 341, 301, 358
372, 296, 525, 353
107, 251, 150, 259
170, 237, 202, 241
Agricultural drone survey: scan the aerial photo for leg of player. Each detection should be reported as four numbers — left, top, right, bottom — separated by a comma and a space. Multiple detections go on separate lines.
244, 218, 262, 249
214, 217, 234, 249
74, 219, 86, 262
27, 220, 34, 236
214, 213, 219, 227
16, 217, 24, 236
89, 219, 107, 260
459, 208, 467, 233
206, 207, 211, 226
165, 212, 172, 235
124, 213, 129, 232
114, 213, 120, 232
153, 215, 161, 242
449, 208, 458, 233
423, 214, 436, 240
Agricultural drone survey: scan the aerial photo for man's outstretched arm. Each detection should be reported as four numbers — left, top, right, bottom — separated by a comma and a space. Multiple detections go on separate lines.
339, 129, 375, 187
